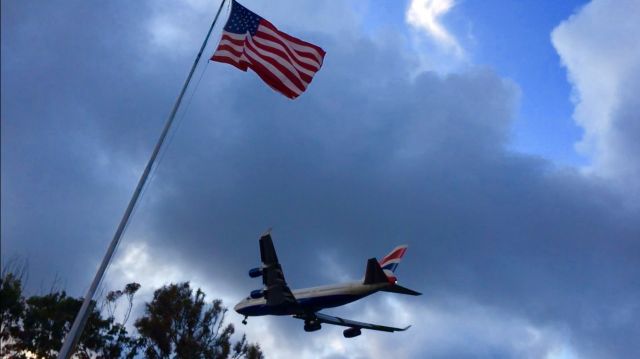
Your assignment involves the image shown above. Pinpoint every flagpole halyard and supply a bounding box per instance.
[57,1,227,357]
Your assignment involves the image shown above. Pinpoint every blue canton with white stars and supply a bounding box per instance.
[224,1,263,36]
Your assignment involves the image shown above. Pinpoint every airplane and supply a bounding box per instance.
[234,231,421,338]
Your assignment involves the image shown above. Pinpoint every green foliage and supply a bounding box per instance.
[135,282,263,359]
[1,272,26,354]
[3,290,138,359]
[1,271,262,359]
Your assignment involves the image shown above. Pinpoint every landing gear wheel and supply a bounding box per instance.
[303,319,321,332]
[242,316,248,325]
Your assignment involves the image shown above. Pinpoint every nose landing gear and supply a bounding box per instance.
[242,316,248,325]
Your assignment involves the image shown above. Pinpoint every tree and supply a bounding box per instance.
[135,282,263,359]
[0,265,140,359]
[105,282,142,325]
[3,289,139,359]
[1,269,264,359]
[1,271,26,356]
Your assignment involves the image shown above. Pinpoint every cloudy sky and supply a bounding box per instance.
[2,0,639,358]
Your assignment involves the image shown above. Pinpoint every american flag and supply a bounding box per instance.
[210,0,326,99]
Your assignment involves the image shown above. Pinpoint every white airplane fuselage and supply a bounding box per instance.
[236,235,420,336]
[234,281,389,317]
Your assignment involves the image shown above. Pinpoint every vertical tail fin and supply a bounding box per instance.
[362,245,422,296]
[378,244,408,283]
[363,258,388,285]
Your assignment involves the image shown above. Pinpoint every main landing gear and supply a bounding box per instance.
[242,316,248,325]
[303,318,321,332]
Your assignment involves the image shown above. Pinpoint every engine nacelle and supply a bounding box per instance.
[343,327,362,338]
[250,289,265,299]
[248,267,263,278]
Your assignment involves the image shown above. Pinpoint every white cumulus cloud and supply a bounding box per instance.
[552,0,640,200]
[406,0,463,57]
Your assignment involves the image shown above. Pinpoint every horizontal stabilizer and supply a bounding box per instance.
[380,284,422,296]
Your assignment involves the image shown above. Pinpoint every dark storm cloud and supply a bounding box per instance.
[146,42,639,356]
[2,1,639,358]
[1,0,201,291]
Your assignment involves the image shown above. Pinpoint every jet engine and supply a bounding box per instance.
[248,267,263,278]
[343,327,362,338]
[250,289,265,299]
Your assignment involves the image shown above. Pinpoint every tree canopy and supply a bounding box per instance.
[135,282,263,359]
[1,269,263,359]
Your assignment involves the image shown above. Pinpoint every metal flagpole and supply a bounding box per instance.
[58,1,227,357]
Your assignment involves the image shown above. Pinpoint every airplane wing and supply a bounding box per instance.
[259,231,298,307]
[312,312,411,332]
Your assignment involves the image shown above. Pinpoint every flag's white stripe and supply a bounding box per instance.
[216,38,245,54]
[257,26,323,67]
[244,45,303,96]
[219,31,316,74]
[212,49,242,62]
[257,28,322,70]
[254,32,320,71]
[248,38,308,89]
[247,36,309,88]
[287,40,324,66]
[252,37,316,78]
[212,50,250,67]
[269,29,324,65]
[222,32,248,42]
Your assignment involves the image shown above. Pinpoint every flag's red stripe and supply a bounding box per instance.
[211,43,249,71]
[256,27,322,68]
[277,30,325,64]
[256,23,323,66]
[216,31,316,87]
[248,59,298,98]
[219,33,245,47]
[245,38,305,93]
[253,31,319,73]
[247,42,306,92]
[217,44,298,98]
[249,37,313,85]
[244,38,302,96]
[213,44,244,59]
[211,54,248,71]
[215,32,307,96]
[252,37,316,81]
[259,20,325,62]
[253,31,319,72]
[210,16,324,99]
[249,46,311,89]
